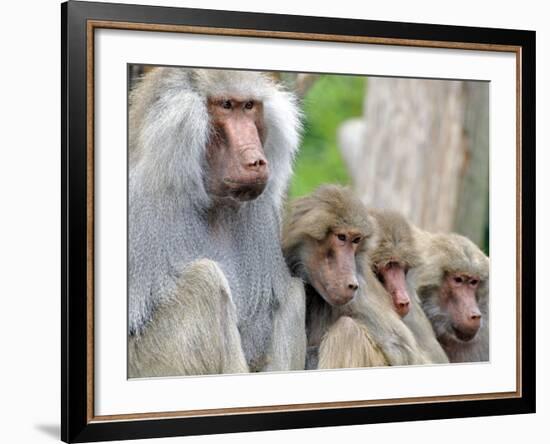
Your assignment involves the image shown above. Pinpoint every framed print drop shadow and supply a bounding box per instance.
[62,1,535,442]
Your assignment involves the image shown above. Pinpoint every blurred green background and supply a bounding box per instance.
[288,75,364,199]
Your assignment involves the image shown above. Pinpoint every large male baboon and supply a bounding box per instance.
[128,68,306,377]
[282,185,427,370]
[410,230,490,362]
[368,210,449,364]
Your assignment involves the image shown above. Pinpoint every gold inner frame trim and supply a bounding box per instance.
[86,19,523,423]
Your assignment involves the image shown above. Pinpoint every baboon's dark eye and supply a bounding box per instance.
[222,100,232,109]
[470,279,479,286]
[244,101,254,110]
[454,276,463,284]
[352,237,361,244]
[337,234,346,242]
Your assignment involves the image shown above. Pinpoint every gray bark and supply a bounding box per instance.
[339,78,489,246]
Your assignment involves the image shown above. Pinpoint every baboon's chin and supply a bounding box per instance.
[451,326,478,343]
[208,182,267,204]
[220,178,268,202]
[331,298,355,307]
[311,279,356,307]
[321,292,355,307]
[229,183,267,201]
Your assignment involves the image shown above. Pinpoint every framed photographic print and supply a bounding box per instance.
[61,0,535,442]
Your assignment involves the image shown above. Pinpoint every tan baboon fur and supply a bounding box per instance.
[368,210,449,364]
[367,209,420,271]
[411,228,490,362]
[283,185,429,370]
[128,260,248,377]
[319,316,387,368]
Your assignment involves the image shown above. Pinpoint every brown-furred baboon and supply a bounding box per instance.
[282,185,428,370]
[128,67,306,377]
[368,209,418,318]
[411,230,490,363]
[368,209,449,364]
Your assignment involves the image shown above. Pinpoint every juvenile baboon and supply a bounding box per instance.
[368,210,449,364]
[283,185,428,370]
[128,67,306,377]
[411,230,490,362]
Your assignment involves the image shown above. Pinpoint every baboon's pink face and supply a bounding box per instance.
[206,97,269,202]
[441,272,482,342]
[376,261,411,317]
[306,230,363,306]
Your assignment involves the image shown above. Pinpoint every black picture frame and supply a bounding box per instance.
[61,1,536,442]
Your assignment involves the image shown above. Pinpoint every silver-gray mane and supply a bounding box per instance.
[128,67,302,368]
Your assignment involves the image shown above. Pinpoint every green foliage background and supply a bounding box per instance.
[288,75,365,199]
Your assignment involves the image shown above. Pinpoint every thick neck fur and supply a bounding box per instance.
[129,185,293,370]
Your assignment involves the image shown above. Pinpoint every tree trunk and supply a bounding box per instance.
[339,78,489,247]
